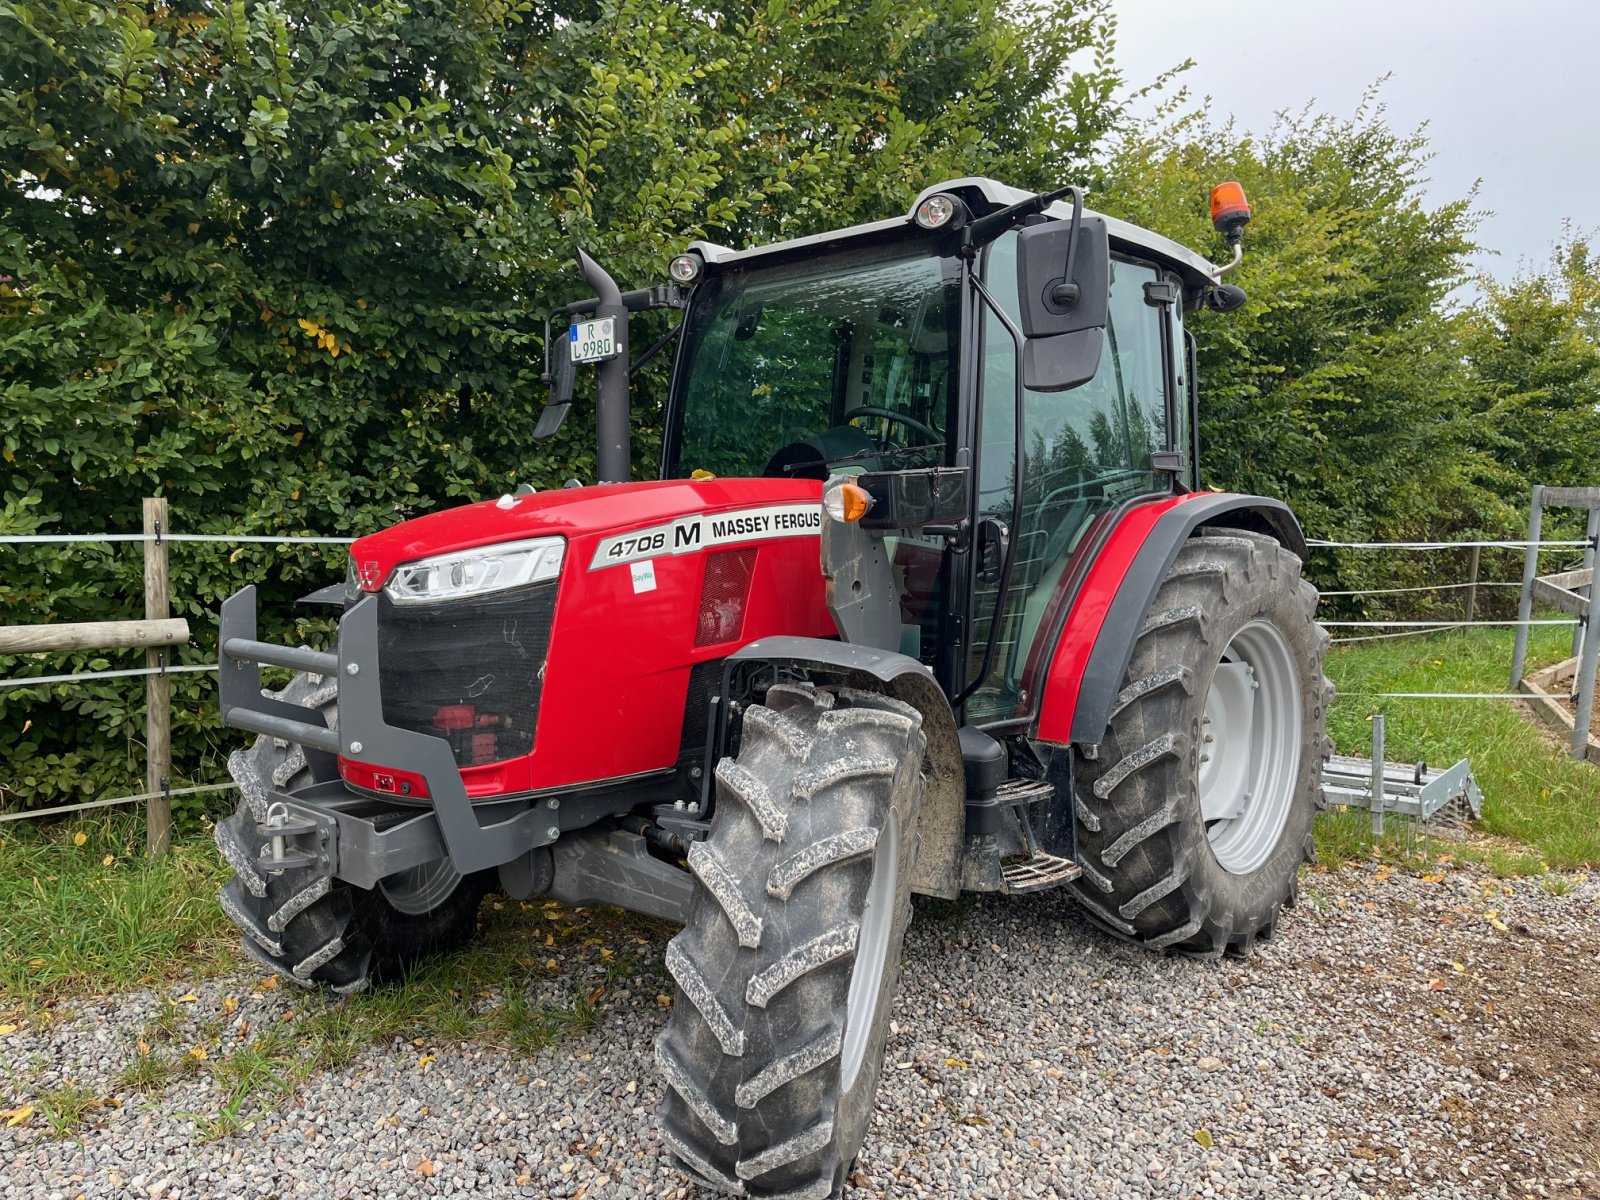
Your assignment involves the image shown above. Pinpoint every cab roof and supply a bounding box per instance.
[689,176,1222,302]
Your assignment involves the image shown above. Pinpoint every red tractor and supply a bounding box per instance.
[215,178,1329,1199]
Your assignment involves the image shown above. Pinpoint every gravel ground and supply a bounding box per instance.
[4,860,1598,1200]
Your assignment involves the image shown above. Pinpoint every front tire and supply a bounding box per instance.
[656,683,925,1198]
[1067,530,1332,956]
[215,671,490,992]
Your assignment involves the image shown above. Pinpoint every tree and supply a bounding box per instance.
[1096,101,1496,602]
[1463,233,1600,508]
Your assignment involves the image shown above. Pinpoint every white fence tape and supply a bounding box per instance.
[1309,539,1589,550]
[0,664,218,690]
[0,534,353,545]
[0,782,238,824]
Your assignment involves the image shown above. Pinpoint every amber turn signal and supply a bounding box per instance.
[1210,181,1252,234]
[822,480,874,523]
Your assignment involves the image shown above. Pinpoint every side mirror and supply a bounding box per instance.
[1015,215,1110,393]
[534,331,576,439]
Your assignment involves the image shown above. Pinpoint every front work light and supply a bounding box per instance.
[668,253,703,284]
[913,193,962,230]
[384,537,565,605]
[822,480,874,524]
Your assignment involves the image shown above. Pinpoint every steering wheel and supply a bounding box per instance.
[841,405,941,445]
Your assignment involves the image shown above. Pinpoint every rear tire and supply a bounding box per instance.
[215,671,490,992]
[1067,530,1333,956]
[656,683,924,1198]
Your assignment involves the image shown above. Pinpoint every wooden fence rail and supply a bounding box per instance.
[0,619,189,655]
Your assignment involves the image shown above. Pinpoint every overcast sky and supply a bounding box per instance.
[1108,0,1599,283]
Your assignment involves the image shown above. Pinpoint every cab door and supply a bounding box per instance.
[964,233,1177,727]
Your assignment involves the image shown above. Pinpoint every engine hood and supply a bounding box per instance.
[350,477,824,588]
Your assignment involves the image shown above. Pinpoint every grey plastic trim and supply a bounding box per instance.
[296,583,346,607]
[218,587,339,733]
[1064,494,1306,746]
[266,783,452,890]
[217,586,554,877]
[727,636,938,689]
[222,637,338,678]
[335,596,556,874]
[547,829,695,925]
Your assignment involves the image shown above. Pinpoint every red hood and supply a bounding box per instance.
[350,477,824,585]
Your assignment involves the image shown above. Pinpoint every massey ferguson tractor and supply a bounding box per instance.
[214,177,1330,1199]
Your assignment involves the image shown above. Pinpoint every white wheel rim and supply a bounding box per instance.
[1199,619,1303,875]
[379,857,463,915]
[840,810,898,1093]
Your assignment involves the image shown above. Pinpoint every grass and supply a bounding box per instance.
[35,1082,101,1138]
[1318,623,1600,872]
[0,816,234,1004]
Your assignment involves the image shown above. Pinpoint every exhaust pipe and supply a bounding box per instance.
[577,248,631,484]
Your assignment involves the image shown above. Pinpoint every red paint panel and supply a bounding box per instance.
[507,517,833,792]
[1034,494,1198,744]
[341,479,833,798]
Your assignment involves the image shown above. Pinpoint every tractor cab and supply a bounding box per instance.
[649,178,1224,726]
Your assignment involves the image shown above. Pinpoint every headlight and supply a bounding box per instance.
[344,555,362,605]
[383,537,566,605]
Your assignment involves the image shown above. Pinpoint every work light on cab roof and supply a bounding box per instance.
[913,192,966,230]
[667,253,702,285]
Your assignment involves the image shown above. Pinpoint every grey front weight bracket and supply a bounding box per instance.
[336,595,555,875]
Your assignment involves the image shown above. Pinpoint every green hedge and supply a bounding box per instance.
[1,0,1127,816]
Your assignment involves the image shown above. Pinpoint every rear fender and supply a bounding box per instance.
[726,637,963,899]
[1034,494,1305,748]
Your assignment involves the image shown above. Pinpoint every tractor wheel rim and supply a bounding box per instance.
[1199,619,1303,875]
[840,809,899,1094]
[379,857,463,915]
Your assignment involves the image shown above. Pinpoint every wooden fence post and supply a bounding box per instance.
[1464,544,1481,624]
[144,497,172,857]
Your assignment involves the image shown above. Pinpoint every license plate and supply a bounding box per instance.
[569,318,616,363]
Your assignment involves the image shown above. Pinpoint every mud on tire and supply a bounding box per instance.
[1067,530,1334,957]
[215,671,489,992]
[655,682,925,1199]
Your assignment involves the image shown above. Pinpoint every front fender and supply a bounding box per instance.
[726,637,964,899]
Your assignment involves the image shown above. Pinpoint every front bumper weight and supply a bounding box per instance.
[219,584,556,876]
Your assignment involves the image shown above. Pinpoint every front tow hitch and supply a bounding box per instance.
[258,801,330,876]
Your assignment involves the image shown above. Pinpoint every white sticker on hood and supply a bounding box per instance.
[589,503,822,570]
[630,559,657,593]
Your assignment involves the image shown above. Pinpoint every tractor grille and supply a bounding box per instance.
[374,581,557,765]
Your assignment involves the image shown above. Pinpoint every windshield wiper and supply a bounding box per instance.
[782,442,945,475]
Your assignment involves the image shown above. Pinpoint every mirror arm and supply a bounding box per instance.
[629,322,682,378]
[963,184,1078,254]
[1051,187,1085,307]
[953,274,1028,712]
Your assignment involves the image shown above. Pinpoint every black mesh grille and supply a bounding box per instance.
[679,658,725,762]
[375,581,557,765]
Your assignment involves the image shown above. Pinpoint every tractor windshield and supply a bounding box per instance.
[667,242,962,480]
